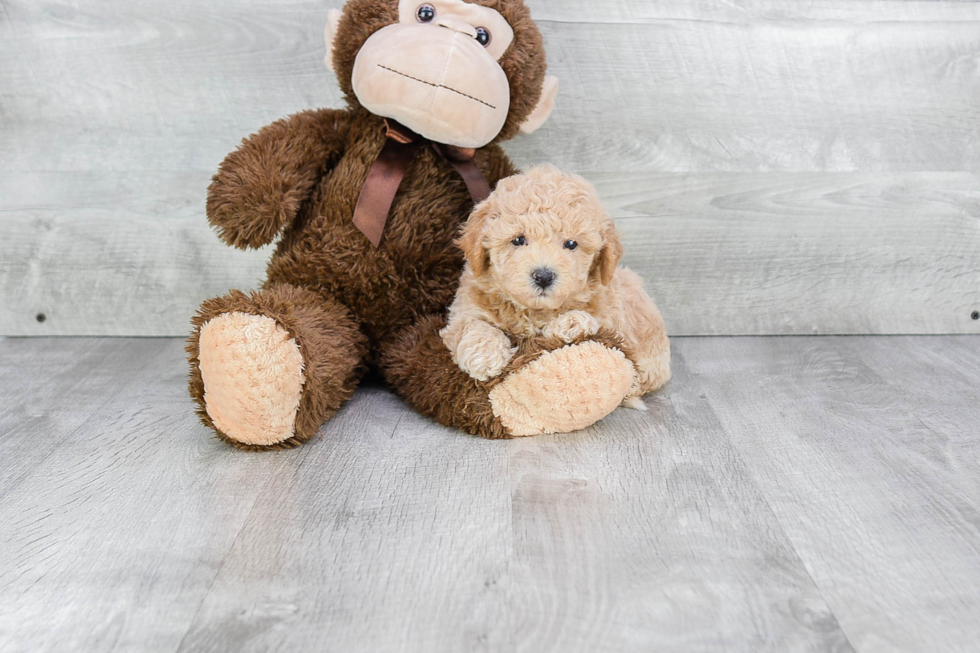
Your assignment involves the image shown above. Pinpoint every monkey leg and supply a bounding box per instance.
[187,284,367,450]
[381,315,637,438]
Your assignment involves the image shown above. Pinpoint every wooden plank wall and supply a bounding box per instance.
[1,0,978,336]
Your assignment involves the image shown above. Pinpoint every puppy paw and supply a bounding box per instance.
[455,323,518,382]
[543,310,600,343]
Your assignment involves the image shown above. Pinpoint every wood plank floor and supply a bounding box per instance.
[0,336,977,652]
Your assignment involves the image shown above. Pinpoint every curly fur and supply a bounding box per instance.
[442,165,671,404]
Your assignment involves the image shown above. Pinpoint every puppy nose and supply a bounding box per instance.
[532,268,557,289]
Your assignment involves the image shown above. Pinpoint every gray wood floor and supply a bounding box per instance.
[1,336,978,652]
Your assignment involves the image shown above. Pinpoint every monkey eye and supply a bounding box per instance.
[512,236,527,247]
[475,27,491,47]
[564,240,579,251]
[416,4,436,22]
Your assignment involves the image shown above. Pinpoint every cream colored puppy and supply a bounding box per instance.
[441,164,670,409]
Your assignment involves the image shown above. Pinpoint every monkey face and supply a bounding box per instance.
[327,0,558,146]
[351,0,515,148]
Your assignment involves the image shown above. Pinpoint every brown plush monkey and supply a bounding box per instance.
[187,0,640,449]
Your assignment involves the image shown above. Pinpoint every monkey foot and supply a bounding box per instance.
[198,312,305,447]
[489,341,636,437]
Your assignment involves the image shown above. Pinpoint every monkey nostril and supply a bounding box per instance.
[532,268,557,289]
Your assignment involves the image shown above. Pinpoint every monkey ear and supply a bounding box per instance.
[323,9,344,75]
[519,76,559,135]
[458,203,494,276]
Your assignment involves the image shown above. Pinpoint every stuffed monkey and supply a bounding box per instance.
[187,0,640,449]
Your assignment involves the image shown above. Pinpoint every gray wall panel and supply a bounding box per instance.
[2,0,978,335]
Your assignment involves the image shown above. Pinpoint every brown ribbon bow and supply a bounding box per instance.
[352,118,492,247]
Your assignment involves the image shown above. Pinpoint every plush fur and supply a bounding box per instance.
[383,316,635,438]
[442,165,671,405]
[188,0,642,448]
[188,285,368,450]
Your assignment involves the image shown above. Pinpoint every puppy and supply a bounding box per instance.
[441,164,670,409]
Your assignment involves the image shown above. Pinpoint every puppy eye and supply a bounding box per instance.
[564,240,579,251]
[416,4,436,22]
[475,27,491,47]
[511,236,527,247]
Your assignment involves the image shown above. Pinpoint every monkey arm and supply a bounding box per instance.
[206,108,350,249]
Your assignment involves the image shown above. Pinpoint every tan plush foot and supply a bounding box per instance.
[488,342,636,437]
[198,312,305,447]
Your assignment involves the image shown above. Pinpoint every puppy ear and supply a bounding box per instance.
[458,202,493,276]
[593,218,624,285]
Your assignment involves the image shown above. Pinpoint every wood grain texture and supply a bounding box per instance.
[601,172,980,336]
[2,0,978,173]
[0,339,299,652]
[504,379,852,652]
[527,9,980,173]
[2,171,978,336]
[2,0,979,336]
[532,0,980,23]
[177,375,855,653]
[683,336,980,653]
[0,337,173,496]
[174,388,518,653]
[1,336,875,652]
[0,172,271,336]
